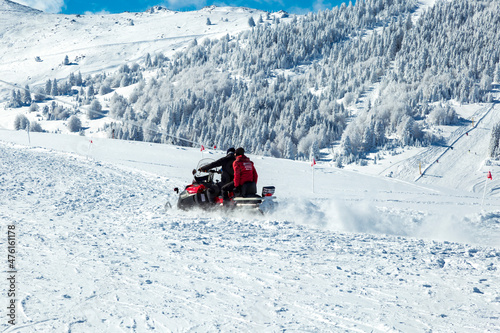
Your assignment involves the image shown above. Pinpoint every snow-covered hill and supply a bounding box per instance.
[0,0,276,99]
[1,130,499,332]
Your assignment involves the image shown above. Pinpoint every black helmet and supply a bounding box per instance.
[235,147,245,156]
[227,147,235,154]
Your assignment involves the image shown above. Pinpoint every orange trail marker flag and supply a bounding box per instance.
[482,171,493,209]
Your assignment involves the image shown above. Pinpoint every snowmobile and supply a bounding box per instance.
[170,158,277,214]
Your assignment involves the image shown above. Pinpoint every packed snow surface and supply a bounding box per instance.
[1,130,499,332]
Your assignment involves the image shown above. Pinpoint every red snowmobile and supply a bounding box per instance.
[171,158,276,214]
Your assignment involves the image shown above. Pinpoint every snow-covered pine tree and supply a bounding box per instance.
[248,17,256,27]
[494,63,500,83]
[13,114,29,130]
[488,122,500,159]
[45,79,52,95]
[76,72,83,86]
[51,79,59,96]
[87,85,95,99]
[21,85,31,106]
[8,90,21,108]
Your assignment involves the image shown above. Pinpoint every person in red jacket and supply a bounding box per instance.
[233,147,258,197]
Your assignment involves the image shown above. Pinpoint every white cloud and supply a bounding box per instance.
[84,10,111,15]
[14,0,65,13]
[313,0,333,12]
[285,0,333,15]
[162,0,207,10]
[287,6,310,15]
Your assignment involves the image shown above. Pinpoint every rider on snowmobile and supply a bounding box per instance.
[233,147,258,197]
[199,147,236,202]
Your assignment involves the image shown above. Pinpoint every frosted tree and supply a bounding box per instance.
[310,141,320,161]
[488,122,500,159]
[8,90,21,108]
[67,115,82,132]
[145,53,152,67]
[398,116,422,146]
[99,84,112,95]
[51,79,59,96]
[21,85,31,106]
[45,79,52,95]
[69,72,76,86]
[119,75,130,87]
[494,64,500,83]
[248,17,256,27]
[29,103,39,113]
[87,100,102,120]
[13,114,29,130]
[30,122,43,132]
[480,73,492,92]
[361,126,375,153]
[206,17,211,25]
[75,72,83,86]
[87,85,95,99]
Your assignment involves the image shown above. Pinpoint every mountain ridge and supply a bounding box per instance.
[0,0,42,14]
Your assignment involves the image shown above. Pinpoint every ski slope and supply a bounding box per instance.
[374,99,500,195]
[1,130,499,332]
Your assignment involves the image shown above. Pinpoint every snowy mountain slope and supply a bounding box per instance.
[0,1,276,99]
[1,131,499,332]
[0,0,40,13]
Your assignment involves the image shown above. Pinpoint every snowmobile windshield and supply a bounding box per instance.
[196,158,216,176]
[193,158,221,184]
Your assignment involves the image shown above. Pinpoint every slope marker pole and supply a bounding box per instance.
[87,138,93,159]
[26,122,31,145]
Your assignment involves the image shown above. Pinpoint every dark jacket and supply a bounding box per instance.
[202,152,235,185]
[233,155,258,187]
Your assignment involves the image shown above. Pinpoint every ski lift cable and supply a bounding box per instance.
[0,79,202,147]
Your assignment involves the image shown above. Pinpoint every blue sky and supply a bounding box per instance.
[16,0,352,15]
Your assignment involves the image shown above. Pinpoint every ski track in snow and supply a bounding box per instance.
[1,141,500,332]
